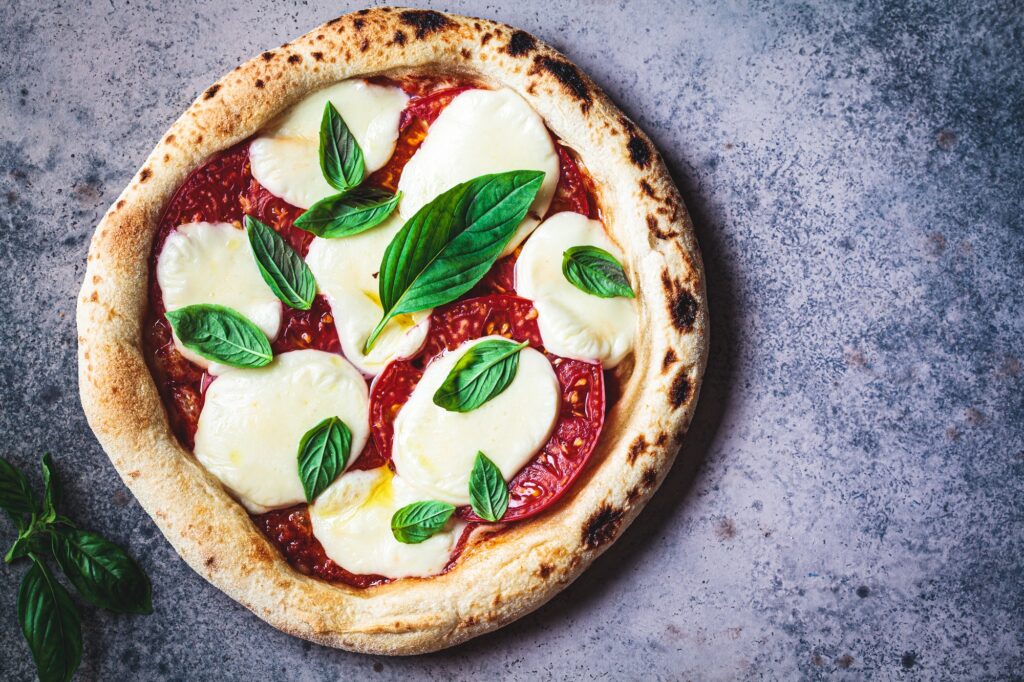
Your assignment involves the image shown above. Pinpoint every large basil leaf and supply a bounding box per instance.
[40,453,59,524]
[391,501,455,544]
[294,187,401,238]
[18,557,82,682]
[244,215,316,310]
[0,456,36,527]
[366,170,545,351]
[51,528,153,615]
[297,417,352,502]
[468,452,509,522]
[319,102,364,191]
[165,304,273,368]
[433,339,528,412]
[561,245,635,299]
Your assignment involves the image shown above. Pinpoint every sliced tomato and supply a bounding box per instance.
[370,295,605,522]
[548,143,594,218]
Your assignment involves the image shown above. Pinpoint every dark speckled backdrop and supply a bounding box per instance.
[1,0,1021,679]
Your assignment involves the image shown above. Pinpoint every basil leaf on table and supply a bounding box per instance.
[165,304,273,368]
[40,453,59,525]
[294,187,401,238]
[297,417,352,502]
[433,339,528,412]
[468,452,510,522]
[50,528,153,615]
[561,245,635,299]
[0,456,36,526]
[244,215,317,310]
[18,557,82,682]
[366,170,545,352]
[320,101,365,192]
[391,501,455,544]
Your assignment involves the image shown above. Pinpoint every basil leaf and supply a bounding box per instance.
[18,557,82,682]
[468,452,509,522]
[297,417,352,502]
[391,501,455,544]
[366,170,545,351]
[562,245,635,299]
[50,528,153,615]
[244,215,316,310]
[320,102,364,191]
[40,453,59,524]
[433,339,528,412]
[0,456,36,527]
[165,304,273,368]
[294,187,401,238]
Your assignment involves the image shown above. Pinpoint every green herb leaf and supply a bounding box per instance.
[320,102,365,191]
[50,528,153,615]
[165,304,273,368]
[5,528,47,564]
[244,215,316,310]
[40,453,59,525]
[294,187,401,238]
[366,170,545,352]
[0,456,36,528]
[468,452,509,522]
[561,245,635,299]
[18,556,82,682]
[433,339,528,412]
[297,417,352,502]
[391,501,455,544]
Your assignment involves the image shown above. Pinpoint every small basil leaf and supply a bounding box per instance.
[562,245,635,299]
[244,215,317,310]
[0,456,36,527]
[391,501,455,544]
[165,304,273,368]
[18,557,82,682]
[40,453,59,524]
[433,339,528,412]
[297,417,352,502]
[320,102,365,191]
[294,187,401,238]
[366,170,545,351]
[50,528,153,615]
[468,452,509,522]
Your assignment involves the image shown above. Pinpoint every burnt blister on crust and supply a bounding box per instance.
[670,368,691,409]
[627,435,649,465]
[582,505,625,549]
[532,55,591,111]
[506,30,537,56]
[203,83,221,100]
[399,10,452,39]
[661,269,699,332]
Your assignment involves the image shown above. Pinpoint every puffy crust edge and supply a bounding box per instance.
[75,7,708,655]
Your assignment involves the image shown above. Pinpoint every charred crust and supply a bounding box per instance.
[164,134,175,144]
[628,135,652,168]
[287,54,302,64]
[535,563,554,579]
[670,368,691,409]
[627,434,649,465]
[325,16,342,26]
[356,8,370,15]
[647,214,674,240]
[460,48,471,59]
[399,10,452,39]
[115,199,126,210]
[507,30,537,57]
[254,78,265,89]
[202,83,221,100]
[656,432,669,446]
[360,39,370,52]
[353,18,366,30]
[138,168,152,183]
[311,51,324,61]
[392,30,406,46]
[662,269,698,332]
[642,465,658,489]
[640,179,658,198]
[481,32,493,45]
[204,556,216,568]
[662,348,678,371]
[582,505,625,549]
[260,51,275,61]
[533,55,591,111]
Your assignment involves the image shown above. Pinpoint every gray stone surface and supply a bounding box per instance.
[1,0,1021,679]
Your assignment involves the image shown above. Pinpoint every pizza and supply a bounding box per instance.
[76,8,707,654]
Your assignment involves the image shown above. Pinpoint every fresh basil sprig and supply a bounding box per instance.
[366,170,545,352]
[165,303,273,368]
[433,339,528,412]
[294,187,401,238]
[391,501,455,544]
[245,215,316,310]
[1,454,153,682]
[562,245,635,299]
[320,101,365,191]
[297,417,352,502]
[468,452,510,522]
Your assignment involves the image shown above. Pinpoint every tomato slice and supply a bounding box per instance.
[370,295,605,522]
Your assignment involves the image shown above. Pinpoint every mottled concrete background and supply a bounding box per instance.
[1,0,1021,679]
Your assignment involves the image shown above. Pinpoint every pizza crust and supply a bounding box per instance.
[76,7,708,654]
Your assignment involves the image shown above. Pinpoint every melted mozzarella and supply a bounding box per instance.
[396,88,559,255]
[391,336,560,506]
[249,80,409,209]
[304,213,430,375]
[515,212,636,367]
[156,221,281,372]
[194,350,370,513]
[310,467,465,579]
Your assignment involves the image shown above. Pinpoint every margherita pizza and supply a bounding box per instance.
[77,8,707,654]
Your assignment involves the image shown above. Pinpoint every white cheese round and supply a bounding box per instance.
[249,79,409,209]
[194,350,370,513]
[304,213,430,376]
[391,336,560,506]
[156,221,282,372]
[310,466,465,579]
[396,88,559,256]
[515,212,636,367]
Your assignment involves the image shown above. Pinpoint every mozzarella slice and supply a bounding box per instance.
[310,467,465,579]
[249,80,409,209]
[396,88,559,256]
[515,212,636,367]
[391,336,560,506]
[156,221,282,372]
[304,214,430,375]
[194,350,370,513]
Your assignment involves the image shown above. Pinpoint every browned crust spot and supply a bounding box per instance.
[662,348,678,371]
[481,31,493,45]
[533,55,591,111]
[582,505,625,549]
[627,435,649,465]
[138,168,152,183]
[202,83,221,100]
[115,199,126,210]
[204,556,216,568]
[642,465,658,490]
[661,269,698,332]
[627,135,652,168]
[506,30,536,57]
[254,79,265,89]
[360,39,370,52]
[670,368,691,409]
[646,213,675,240]
[311,51,325,61]
[399,9,452,39]
[261,51,275,61]
[460,48,471,59]
[353,18,366,30]
[287,54,302,64]
[535,563,554,579]
[639,179,658,198]
[391,31,406,46]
